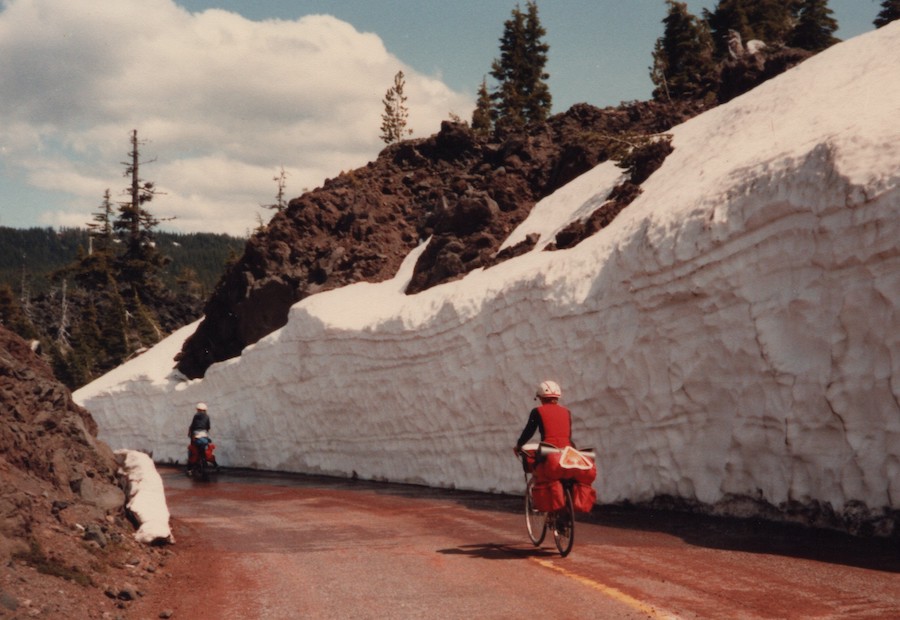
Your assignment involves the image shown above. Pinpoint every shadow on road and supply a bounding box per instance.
[158,466,900,573]
[436,543,557,560]
[583,504,900,574]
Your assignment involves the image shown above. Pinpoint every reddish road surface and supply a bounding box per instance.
[132,468,900,619]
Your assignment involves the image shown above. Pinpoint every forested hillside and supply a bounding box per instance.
[0,225,245,389]
[0,226,245,296]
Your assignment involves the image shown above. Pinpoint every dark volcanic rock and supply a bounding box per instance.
[0,327,118,490]
[548,134,675,251]
[176,102,708,379]
[719,46,812,104]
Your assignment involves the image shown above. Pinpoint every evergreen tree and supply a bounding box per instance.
[471,77,494,137]
[651,1,717,101]
[176,266,204,300]
[264,166,289,212]
[55,279,71,349]
[490,1,552,131]
[875,0,900,28]
[67,244,114,291]
[63,190,118,291]
[380,70,412,144]
[129,291,161,347]
[0,283,37,339]
[88,189,116,256]
[98,277,129,363]
[521,1,552,124]
[492,5,527,130]
[705,0,800,58]
[70,299,102,380]
[113,129,169,301]
[788,0,840,52]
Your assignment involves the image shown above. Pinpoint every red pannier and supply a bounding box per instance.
[535,446,597,485]
[188,441,216,464]
[572,482,597,513]
[519,450,538,474]
[567,459,597,485]
[531,480,565,512]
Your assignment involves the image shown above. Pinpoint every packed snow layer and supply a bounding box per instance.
[117,450,173,544]
[77,24,900,521]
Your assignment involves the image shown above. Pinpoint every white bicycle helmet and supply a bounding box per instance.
[196,402,208,412]
[536,380,561,399]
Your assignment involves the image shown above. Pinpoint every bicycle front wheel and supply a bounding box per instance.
[553,485,575,557]
[525,478,547,546]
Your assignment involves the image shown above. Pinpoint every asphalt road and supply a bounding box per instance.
[130,467,900,619]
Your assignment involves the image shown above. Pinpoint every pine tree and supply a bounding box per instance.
[521,1,552,124]
[56,279,71,349]
[491,6,526,130]
[70,300,102,381]
[88,189,116,256]
[651,1,717,101]
[176,266,204,299]
[788,0,840,52]
[705,0,800,59]
[0,283,37,340]
[264,166,288,212]
[113,129,169,300]
[129,291,161,347]
[490,1,552,131]
[380,71,412,144]
[471,77,494,136]
[64,189,118,291]
[99,277,129,363]
[875,0,900,28]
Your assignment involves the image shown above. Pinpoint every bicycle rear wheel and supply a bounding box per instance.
[553,486,575,557]
[525,478,547,546]
[197,451,208,481]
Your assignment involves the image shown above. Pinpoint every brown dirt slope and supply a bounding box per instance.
[0,325,166,618]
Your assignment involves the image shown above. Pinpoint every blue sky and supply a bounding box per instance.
[176,0,878,112]
[0,0,882,235]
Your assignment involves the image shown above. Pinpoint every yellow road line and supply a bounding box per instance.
[531,557,681,620]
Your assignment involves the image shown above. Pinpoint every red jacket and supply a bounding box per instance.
[537,403,572,448]
[516,403,573,448]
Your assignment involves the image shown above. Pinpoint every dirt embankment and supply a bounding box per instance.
[0,325,167,617]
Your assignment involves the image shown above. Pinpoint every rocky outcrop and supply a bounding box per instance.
[177,101,705,379]
[719,46,812,104]
[0,325,167,615]
[0,327,124,502]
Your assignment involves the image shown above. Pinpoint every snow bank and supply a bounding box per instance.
[117,450,174,544]
[77,24,900,531]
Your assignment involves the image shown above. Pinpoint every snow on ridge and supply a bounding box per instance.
[499,159,626,252]
[77,23,900,529]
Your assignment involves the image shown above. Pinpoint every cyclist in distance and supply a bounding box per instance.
[515,380,575,451]
[188,402,211,438]
[187,402,217,470]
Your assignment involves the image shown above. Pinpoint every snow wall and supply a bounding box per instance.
[77,24,900,532]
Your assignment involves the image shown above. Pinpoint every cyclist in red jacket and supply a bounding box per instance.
[515,380,574,450]
[187,402,217,471]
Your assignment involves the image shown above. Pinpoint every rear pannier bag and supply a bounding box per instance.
[572,482,597,513]
[531,480,565,512]
[536,446,598,484]
[568,459,597,484]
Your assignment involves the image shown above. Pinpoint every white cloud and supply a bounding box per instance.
[0,0,472,235]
